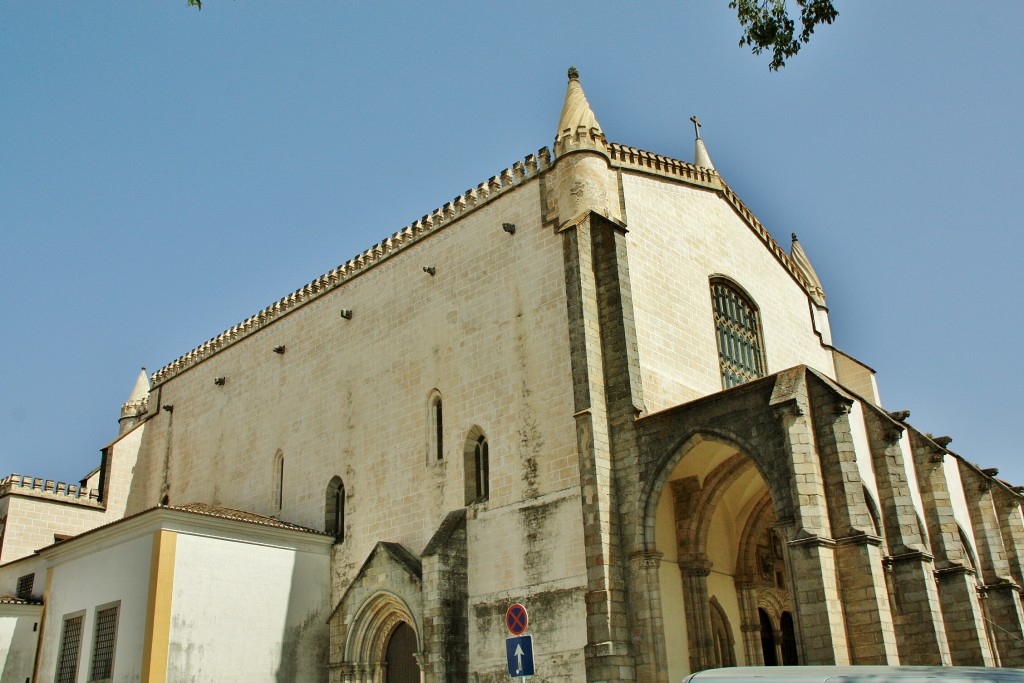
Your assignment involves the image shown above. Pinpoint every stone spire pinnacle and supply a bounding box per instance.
[119,367,151,434]
[554,67,607,158]
[790,233,826,305]
[126,367,150,404]
[691,115,715,170]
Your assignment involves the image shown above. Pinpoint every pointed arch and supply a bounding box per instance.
[463,426,489,505]
[427,389,444,463]
[641,428,794,554]
[709,596,737,667]
[271,449,284,514]
[326,476,345,542]
[344,591,421,671]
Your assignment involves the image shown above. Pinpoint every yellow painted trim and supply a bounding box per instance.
[30,566,54,683]
[141,529,176,683]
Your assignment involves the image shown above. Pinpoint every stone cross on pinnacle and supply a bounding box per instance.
[690,115,702,140]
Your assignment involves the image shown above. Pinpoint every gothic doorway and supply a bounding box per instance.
[780,611,798,665]
[385,622,418,683]
[759,609,777,666]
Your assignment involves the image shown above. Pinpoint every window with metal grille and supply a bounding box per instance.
[16,573,34,599]
[710,279,766,388]
[89,603,119,682]
[56,613,84,683]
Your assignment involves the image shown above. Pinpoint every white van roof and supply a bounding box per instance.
[682,666,1024,683]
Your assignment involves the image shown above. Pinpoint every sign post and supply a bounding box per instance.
[504,603,534,680]
[505,634,535,678]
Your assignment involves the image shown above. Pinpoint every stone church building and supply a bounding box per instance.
[1,70,1023,683]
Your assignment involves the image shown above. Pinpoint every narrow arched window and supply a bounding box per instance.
[428,391,444,462]
[272,451,284,513]
[326,476,345,542]
[464,428,489,505]
[710,279,766,388]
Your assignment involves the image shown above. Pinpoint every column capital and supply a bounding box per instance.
[678,558,712,577]
[630,549,663,569]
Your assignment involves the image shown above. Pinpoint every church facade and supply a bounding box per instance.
[1,70,1023,683]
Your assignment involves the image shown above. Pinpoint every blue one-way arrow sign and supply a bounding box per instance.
[505,635,535,677]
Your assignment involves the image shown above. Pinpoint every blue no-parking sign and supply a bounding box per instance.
[505,635,535,677]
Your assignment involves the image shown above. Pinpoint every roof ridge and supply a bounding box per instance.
[150,147,552,387]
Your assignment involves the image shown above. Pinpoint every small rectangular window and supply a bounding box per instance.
[56,612,85,683]
[89,602,120,682]
[16,573,34,600]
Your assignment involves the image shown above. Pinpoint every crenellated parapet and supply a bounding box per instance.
[608,143,720,188]
[120,395,149,421]
[0,473,101,503]
[150,148,552,387]
[555,124,608,158]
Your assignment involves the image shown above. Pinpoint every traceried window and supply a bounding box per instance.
[89,602,120,682]
[326,477,345,542]
[56,612,85,683]
[710,279,766,388]
[464,428,489,505]
[474,436,489,501]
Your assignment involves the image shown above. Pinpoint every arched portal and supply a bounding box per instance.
[342,591,422,683]
[651,435,796,681]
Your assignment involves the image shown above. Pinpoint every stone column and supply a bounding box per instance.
[735,579,763,665]
[628,550,668,682]
[958,462,1024,667]
[809,390,898,664]
[679,559,714,672]
[862,410,949,664]
[909,433,994,666]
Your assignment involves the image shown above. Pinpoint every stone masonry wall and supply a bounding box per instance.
[124,171,589,671]
[619,173,835,414]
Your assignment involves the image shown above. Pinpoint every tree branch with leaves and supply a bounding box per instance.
[730,0,838,70]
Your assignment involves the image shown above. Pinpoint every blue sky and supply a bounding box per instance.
[2,2,1022,486]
